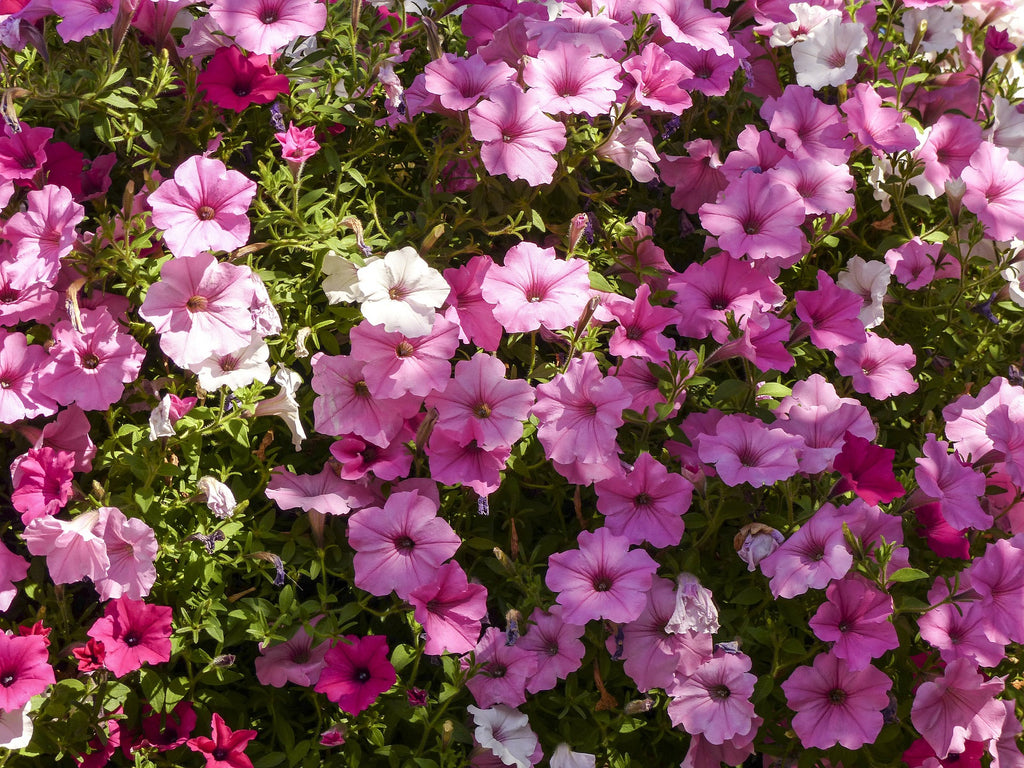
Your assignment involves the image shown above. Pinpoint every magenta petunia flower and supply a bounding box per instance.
[545,527,658,625]
[793,271,867,352]
[468,85,567,186]
[408,562,488,656]
[667,652,758,745]
[265,464,377,517]
[52,0,117,42]
[759,503,853,599]
[760,84,853,164]
[0,331,57,424]
[147,155,257,259]
[10,446,75,524]
[197,45,290,113]
[86,597,173,677]
[833,432,905,506]
[834,332,918,400]
[480,242,591,334]
[918,599,1006,669]
[347,490,461,599]
[699,172,807,262]
[911,114,981,197]
[330,433,412,482]
[910,657,1005,759]
[315,635,396,715]
[0,634,54,713]
[517,605,586,694]
[255,618,330,688]
[138,700,197,752]
[964,537,1024,645]
[187,712,258,768]
[426,353,535,451]
[660,139,729,214]
[464,627,539,708]
[423,53,516,112]
[349,317,459,399]
[807,576,898,670]
[139,251,257,368]
[884,238,945,290]
[442,256,503,351]
[914,434,991,530]
[0,123,52,181]
[914,503,970,560]
[782,652,892,749]
[37,307,146,411]
[770,155,856,217]
[274,122,320,167]
[209,0,326,55]
[841,83,918,155]
[594,452,692,547]
[425,432,511,495]
[522,44,621,117]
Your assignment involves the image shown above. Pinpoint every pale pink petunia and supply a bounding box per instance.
[209,0,326,55]
[769,155,855,215]
[964,536,1024,644]
[0,541,28,612]
[884,238,946,290]
[910,657,1005,759]
[698,172,807,262]
[517,606,586,694]
[759,503,853,599]
[426,353,535,451]
[255,617,330,688]
[93,507,159,601]
[469,85,567,186]
[480,242,591,334]
[961,142,1024,242]
[442,257,503,351]
[544,527,658,625]
[425,430,512,495]
[943,376,1023,462]
[347,490,461,600]
[841,83,918,155]
[594,453,692,547]
[265,464,378,516]
[760,85,852,164]
[408,562,488,656]
[782,652,892,749]
[807,576,898,670]
[532,353,631,469]
[37,307,146,411]
[596,118,660,183]
[0,331,57,423]
[423,53,516,112]
[349,317,459,399]
[23,510,109,586]
[468,704,540,768]
[918,599,1006,668]
[646,0,733,55]
[667,652,758,745]
[138,251,257,368]
[834,333,918,400]
[914,434,991,530]
[310,353,422,447]
[912,115,982,198]
[147,155,256,259]
[621,43,693,114]
[696,414,803,488]
[522,44,620,117]
[4,185,84,287]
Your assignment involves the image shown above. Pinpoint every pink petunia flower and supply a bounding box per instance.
[315,635,396,715]
[833,432,906,506]
[442,256,503,351]
[667,652,758,745]
[408,562,488,656]
[834,332,918,400]
[93,507,159,601]
[255,618,330,688]
[0,331,57,423]
[209,0,326,55]
[545,527,658,625]
[517,606,586,694]
[423,53,516,112]
[23,510,109,586]
[964,536,1024,645]
[918,598,1006,669]
[0,542,28,612]
[187,712,258,768]
[86,597,173,677]
[52,0,118,42]
[464,627,539,708]
[961,141,1024,242]
[274,123,321,168]
[139,251,257,368]
[759,502,853,599]
[793,271,867,352]
[265,464,377,517]
[347,490,461,599]
[4,185,84,287]
[621,43,693,114]
[522,44,620,117]
[910,657,1005,759]
[808,576,898,670]
[480,242,591,334]
[594,453,692,547]
[10,446,75,524]
[147,155,256,259]
[841,83,918,154]
[196,46,290,113]
[607,283,677,363]
[696,414,804,488]
[138,700,197,752]
[943,376,1022,463]
[659,139,729,214]
[468,85,567,186]
[37,307,146,411]
[0,123,52,181]
[0,634,54,713]
[914,434,991,530]
[782,652,892,749]
[349,317,459,399]
[884,238,945,290]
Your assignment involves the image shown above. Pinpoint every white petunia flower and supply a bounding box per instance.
[198,476,237,519]
[0,702,33,750]
[770,3,839,48]
[468,705,539,768]
[988,97,1024,165]
[666,572,720,635]
[838,256,891,329]
[190,333,271,392]
[355,246,450,338]
[792,16,868,90]
[322,250,372,305]
[254,367,307,450]
[903,6,963,54]
[550,744,596,768]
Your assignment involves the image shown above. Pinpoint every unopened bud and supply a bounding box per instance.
[624,697,654,715]
[568,213,590,253]
[945,178,966,226]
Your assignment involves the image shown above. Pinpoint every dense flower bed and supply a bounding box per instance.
[1,0,1024,765]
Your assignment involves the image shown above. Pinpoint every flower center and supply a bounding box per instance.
[0,672,14,687]
[124,632,141,647]
[186,295,208,312]
[0,285,19,303]
[82,353,101,370]
[473,403,492,419]
[196,205,216,221]
[634,492,651,507]
[395,341,415,358]
[593,577,612,592]
[828,688,847,704]
[395,535,415,552]
[234,85,251,97]
[354,380,371,397]
[260,9,278,24]
[213,748,229,760]
[355,668,370,683]
[710,684,731,700]
[488,664,507,678]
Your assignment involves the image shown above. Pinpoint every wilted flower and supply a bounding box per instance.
[197,477,237,519]
[666,572,720,635]
[734,523,785,572]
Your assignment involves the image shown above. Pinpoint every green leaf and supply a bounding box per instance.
[889,567,929,583]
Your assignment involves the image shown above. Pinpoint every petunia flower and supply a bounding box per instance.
[86,597,173,677]
[791,17,868,90]
[315,635,396,715]
[696,414,804,488]
[667,652,758,745]
[833,432,905,506]
[0,634,54,713]
[147,155,257,259]
[93,507,159,601]
[354,246,451,338]
[138,701,197,752]
[834,333,918,400]
[807,576,898,670]
[265,464,377,517]
[4,185,84,286]
[464,627,539,708]
[349,317,459,399]
[23,510,109,586]
[759,502,853,599]
[196,45,290,113]
[209,0,326,55]
[408,562,488,656]
[517,606,586,694]
[10,446,75,524]
[467,705,539,768]
[255,617,330,688]
[961,142,1024,242]
[595,453,692,548]
[522,44,620,117]
[186,712,258,768]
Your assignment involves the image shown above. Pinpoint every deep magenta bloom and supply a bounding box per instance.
[139,701,197,751]
[86,598,173,677]
[807,577,898,670]
[833,432,905,506]
[0,123,52,181]
[187,712,258,768]
[147,155,257,259]
[545,527,658,625]
[0,634,54,712]
[197,46,290,113]
[209,0,326,55]
[315,635,396,715]
[782,652,892,749]
[667,653,758,745]
[347,490,461,599]
[468,85,567,186]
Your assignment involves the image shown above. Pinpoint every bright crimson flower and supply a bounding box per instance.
[187,712,258,768]
[197,46,290,113]
[147,155,256,259]
[545,527,658,625]
[468,85,567,186]
[782,652,892,749]
[139,701,197,752]
[209,0,326,55]
[0,634,54,712]
[73,639,106,673]
[86,597,173,677]
[315,635,396,715]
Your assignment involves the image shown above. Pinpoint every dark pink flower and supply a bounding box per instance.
[0,123,52,181]
[914,434,990,530]
[794,271,867,352]
[782,652,892,749]
[11,446,75,524]
[545,527,658,625]
[187,712,258,768]
[442,256,503,351]
[621,43,693,114]
[274,123,320,167]
[914,503,969,560]
[315,635,396,715]
[0,634,54,712]
[833,432,905,506]
[86,597,173,677]
[139,701,197,751]
[73,638,106,673]
[696,414,803,488]
[197,46,290,112]
[607,283,677,363]
[841,83,917,155]
[255,618,330,687]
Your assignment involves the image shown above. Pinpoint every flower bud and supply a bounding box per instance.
[734,523,785,571]
[944,178,966,227]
